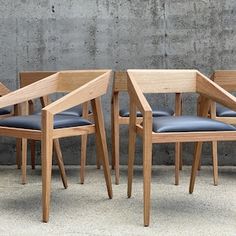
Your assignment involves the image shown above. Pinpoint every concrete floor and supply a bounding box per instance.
[0,165,235,236]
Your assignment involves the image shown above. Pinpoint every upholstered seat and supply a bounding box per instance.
[0,107,11,115]
[216,104,236,117]
[149,116,236,133]
[0,114,92,130]
[35,105,83,116]
[58,105,82,116]
[119,108,174,117]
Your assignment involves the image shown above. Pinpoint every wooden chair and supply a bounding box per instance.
[196,70,236,186]
[111,71,182,185]
[0,82,25,169]
[127,69,236,226]
[0,70,113,222]
[19,71,94,184]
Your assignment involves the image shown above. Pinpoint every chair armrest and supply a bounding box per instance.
[0,73,59,109]
[196,71,236,111]
[127,71,152,117]
[43,70,111,115]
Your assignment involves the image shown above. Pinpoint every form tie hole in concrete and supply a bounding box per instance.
[52,5,55,13]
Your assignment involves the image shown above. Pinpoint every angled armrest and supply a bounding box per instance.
[196,72,236,111]
[44,70,111,115]
[0,73,59,109]
[127,71,152,116]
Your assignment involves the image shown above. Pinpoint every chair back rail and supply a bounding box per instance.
[213,70,236,92]
[113,71,183,115]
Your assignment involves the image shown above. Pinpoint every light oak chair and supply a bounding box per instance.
[0,82,25,169]
[126,69,236,226]
[19,71,94,184]
[0,70,113,222]
[111,72,184,185]
[196,70,236,186]
[0,82,13,117]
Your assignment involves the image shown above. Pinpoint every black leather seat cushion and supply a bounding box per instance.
[119,108,174,117]
[35,105,83,116]
[0,107,11,115]
[35,105,92,117]
[59,105,82,116]
[0,114,92,130]
[216,104,236,117]
[149,116,236,133]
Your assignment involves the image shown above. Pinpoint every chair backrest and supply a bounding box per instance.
[0,82,10,96]
[127,69,197,93]
[57,70,110,93]
[113,71,128,92]
[112,71,184,116]
[212,70,236,92]
[19,71,56,88]
[18,70,110,115]
[19,71,57,110]
[210,70,236,120]
[127,69,236,117]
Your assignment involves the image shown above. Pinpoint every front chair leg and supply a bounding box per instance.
[53,139,68,189]
[143,117,152,227]
[111,92,119,184]
[189,142,202,194]
[21,138,27,184]
[211,141,218,186]
[127,102,137,198]
[42,111,53,223]
[91,98,112,199]
[80,134,88,184]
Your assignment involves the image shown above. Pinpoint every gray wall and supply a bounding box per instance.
[0,0,236,165]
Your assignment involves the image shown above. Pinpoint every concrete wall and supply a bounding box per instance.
[0,0,236,165]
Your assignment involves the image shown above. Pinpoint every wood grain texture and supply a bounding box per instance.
[128,69,197,93]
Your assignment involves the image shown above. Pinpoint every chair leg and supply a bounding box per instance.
[16,138,21,169]
[91,98,113,199]
[111,92,119,184]
[189,142,202,194]
[197,141,202,171]
[53,139,68,189]
[175,142,180,185]
[127,122,136,198]
[143,122,152,227]
[198,159,201,170]
[212,141,218,186]
[30,140,36,170]
[80,135,87,184]
[179,143,183,170]
[114,120,120,185]
[95,136,101,169]
[42,110,54,223]
[21,138,27,184]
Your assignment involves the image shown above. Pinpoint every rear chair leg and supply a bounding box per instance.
[95,136,101,169]
[30,140,36,169]
[92,98,113,199]
[189,142,202,194]
[53,139,68,189]
[16,138,21,169]
[175,142,181,185]
[21,138,27,184]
